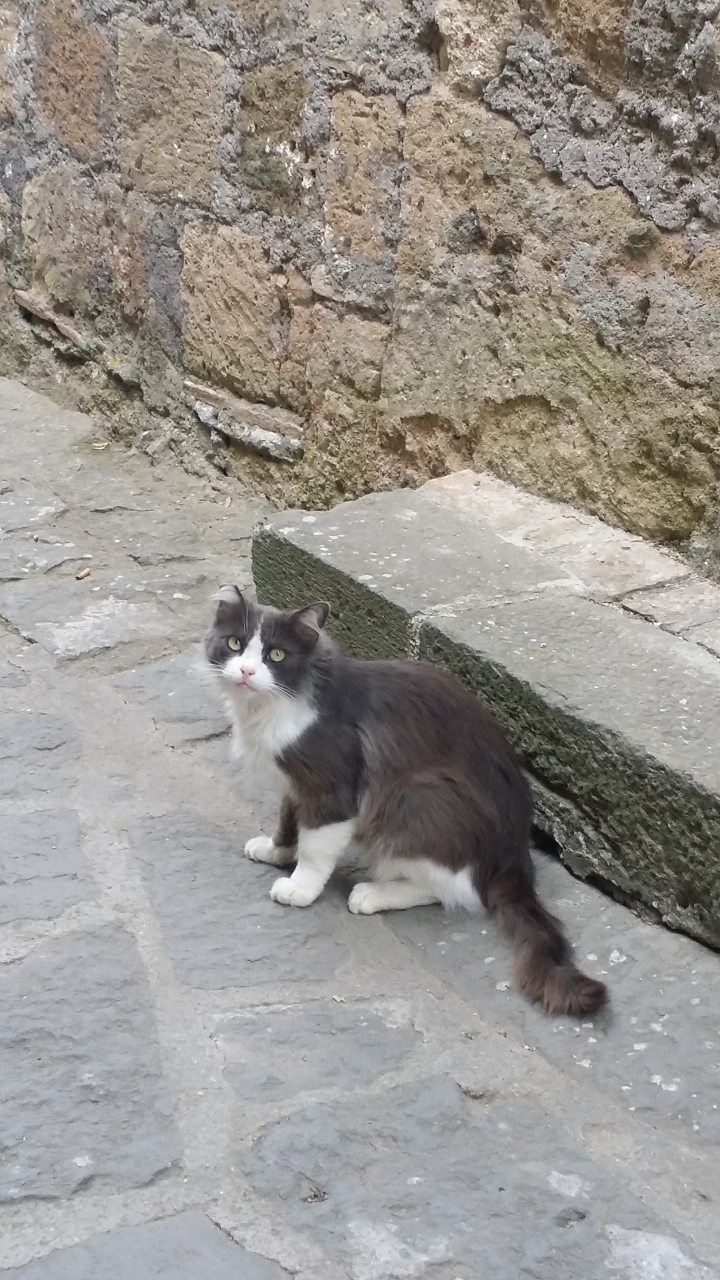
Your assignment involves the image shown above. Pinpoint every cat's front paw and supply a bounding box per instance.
[245,835,294,866]
[348,882,382,915]
[270,876,316,907]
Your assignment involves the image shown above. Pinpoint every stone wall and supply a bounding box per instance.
[1,0,720,567]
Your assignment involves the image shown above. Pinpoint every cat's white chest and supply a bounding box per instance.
[224,687,317,769]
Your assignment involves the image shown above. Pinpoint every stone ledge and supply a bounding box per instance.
[252,474,720,949]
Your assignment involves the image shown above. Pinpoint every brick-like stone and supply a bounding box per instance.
[0,714,80,799]
[244,1075,711,1278]
[551,0,634,95]
[35,0,110,160]
[0,927,178,1201]
[326,91,402,261]
[21,165,122,313]
[130,814,346,988]
[182,225,283,401]
[3,1214,287,1279]
[0,809,89,925]
[118,19,224,204]
[305,307,390,407]
[235,60,312,216]
[436,0,522,93]
[0,2,17,124]
[219,1000,418,1100]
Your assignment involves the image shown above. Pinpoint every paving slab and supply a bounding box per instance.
[0,809,89,924]
[0,926,179,1202]
[0,577,172,660]
[217,1000,419,1101]
[0,533,90,582]
[386,854,720,1145]
[2,1212,288,1279]
[243,1075,718,1280]
[0,484,67,534]
[0,714,80,799]
[130,814,347,989]
[113,651,229,747]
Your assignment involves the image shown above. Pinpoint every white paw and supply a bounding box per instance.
[270,877,316,907]
[245,835,276,862]
[348,882,382,915]
[245,836,294,866]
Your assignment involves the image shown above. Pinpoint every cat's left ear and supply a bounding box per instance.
[292,601,330,632]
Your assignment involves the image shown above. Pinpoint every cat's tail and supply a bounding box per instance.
[485,869,608,1017]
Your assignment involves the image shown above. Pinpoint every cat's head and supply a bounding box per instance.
[204,586,330,698]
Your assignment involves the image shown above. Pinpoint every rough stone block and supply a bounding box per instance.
[0,809,89,924]
[243,1075,712,1278]
[235,60,312,216]
[130,814,346,988]
[0,926,179,1201]
[436,0,522,93]
[621,577,720,633]
[0,714,80,799]
[113,651,229,747]
[118,19,224,204]
[253,489,576,658]
[218,1000,418,1100]
[422,471,689,599]
[326,91,402,261]
[305,308,390,406]
[181,225,283,401]
[420,594,720,944]
[21,165,126,313]
[0,2,17,124]
[35,0,110,160]
[3,1213,287,1279]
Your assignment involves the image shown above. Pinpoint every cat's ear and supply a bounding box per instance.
[212,584,246,610]
[292,601,330,632]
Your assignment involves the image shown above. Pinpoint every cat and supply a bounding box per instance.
[204,586,608,1017]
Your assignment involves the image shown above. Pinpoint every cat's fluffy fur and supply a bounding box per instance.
[205,587,607,1017]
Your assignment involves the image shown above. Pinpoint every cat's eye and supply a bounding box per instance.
[269,648,285,663]
[227,636,241,651]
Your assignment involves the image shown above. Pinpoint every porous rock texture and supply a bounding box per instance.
[2,0,720,569]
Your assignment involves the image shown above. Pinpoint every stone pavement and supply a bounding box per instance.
[1,377,720,1280]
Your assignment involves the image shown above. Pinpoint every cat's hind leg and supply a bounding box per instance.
[348,876,440,914]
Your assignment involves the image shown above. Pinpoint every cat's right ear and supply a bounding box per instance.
[212,585,245,610]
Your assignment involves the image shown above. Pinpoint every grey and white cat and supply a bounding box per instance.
[204,587,607,1016]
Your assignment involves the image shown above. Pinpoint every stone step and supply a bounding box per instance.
[252,472,720,950]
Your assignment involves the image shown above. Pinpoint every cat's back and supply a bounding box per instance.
[353,655,515,761]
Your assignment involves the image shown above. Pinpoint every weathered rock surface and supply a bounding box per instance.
[3,0,720,571]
